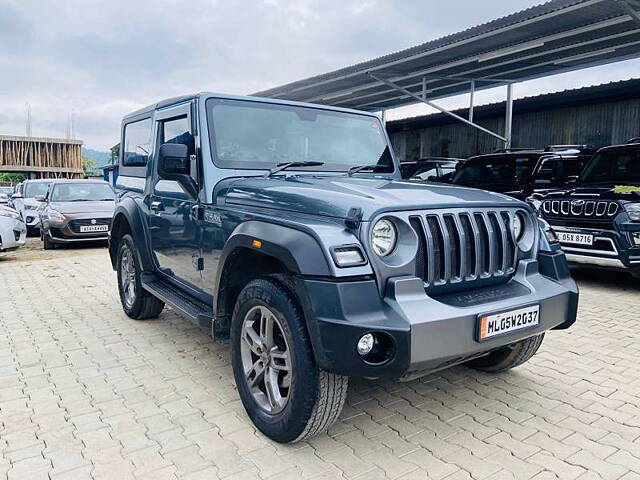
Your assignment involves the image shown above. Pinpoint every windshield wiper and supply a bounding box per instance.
[264,161,324,178]
[348,164,381,176]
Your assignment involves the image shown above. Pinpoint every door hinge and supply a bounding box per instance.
[193,256,204,271]
[192,205,205,221]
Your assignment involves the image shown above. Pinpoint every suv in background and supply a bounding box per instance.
[399,157,462,183]
[538,141,640,278]
[12,179,52,235]
[109,93,578,443]
[452,146,595,200]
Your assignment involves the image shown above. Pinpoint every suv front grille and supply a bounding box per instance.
[409,209,518,288]
[69,218,112,233]
[542,200,619,219]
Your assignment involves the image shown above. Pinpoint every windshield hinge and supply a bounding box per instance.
[193,256,204,271]
[192,205,205,221]
[344,207,363,229]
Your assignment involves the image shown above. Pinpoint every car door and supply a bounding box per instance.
[148,103,203,290]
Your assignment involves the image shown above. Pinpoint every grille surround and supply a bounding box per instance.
[542,199,619,219]
[407,208,524,289]
[68,218,112,233]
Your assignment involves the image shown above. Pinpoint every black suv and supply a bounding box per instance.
[452,146,595,200]
[399,157,462,183]
[538,141,640,278]
[109,93,578,443]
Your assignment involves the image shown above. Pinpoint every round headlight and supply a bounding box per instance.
[371,219,397,256]
[512,213,524,241]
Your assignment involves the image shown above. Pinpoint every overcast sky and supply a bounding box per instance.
[2,0,639,151]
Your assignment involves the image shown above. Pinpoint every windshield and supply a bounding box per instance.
[579,149,640,185]
[453,156,533,189]
[24,182,51,198]
[50,183,115,202]
[206,98,393,173]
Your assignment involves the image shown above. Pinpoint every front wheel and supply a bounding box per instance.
[231,278,348,443]
[42,230,57,250]
[466,334,545,372]
[117,234,164,320]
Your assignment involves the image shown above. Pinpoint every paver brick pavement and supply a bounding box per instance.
[1,240,640,479]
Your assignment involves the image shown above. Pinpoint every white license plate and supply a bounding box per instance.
[79,225,109,233]
[557,231,593,246]
[478,305,539,341]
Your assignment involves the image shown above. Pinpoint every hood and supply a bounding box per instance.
[50,201,116,214]
[543,185,640,203]
[220,175,524,220]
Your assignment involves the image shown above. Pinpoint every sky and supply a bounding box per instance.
[1,0,640,151]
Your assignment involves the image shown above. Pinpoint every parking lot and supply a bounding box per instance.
[0,240,638,480]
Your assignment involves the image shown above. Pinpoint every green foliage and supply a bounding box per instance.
[0,173,26,183]
[82,155,100,176]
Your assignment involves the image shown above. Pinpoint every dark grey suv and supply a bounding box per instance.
[109,93,578,443]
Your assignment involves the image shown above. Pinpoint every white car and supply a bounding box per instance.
[0,205,26,253]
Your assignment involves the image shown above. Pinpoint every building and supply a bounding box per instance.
[387,79,640,162]
[0,135,83,179]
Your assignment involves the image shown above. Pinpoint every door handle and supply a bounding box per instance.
[150,201,164,213]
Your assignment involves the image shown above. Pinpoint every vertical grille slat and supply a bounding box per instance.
[410,209,519,289]
[542,199,620,220]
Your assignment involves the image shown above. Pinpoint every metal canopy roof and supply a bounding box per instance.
[254,0,640,112]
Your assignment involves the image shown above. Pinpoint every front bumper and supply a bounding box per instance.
[0,216,27,252]
[46,214,112,244]
[301,251,578,379]
[553,225,640,277]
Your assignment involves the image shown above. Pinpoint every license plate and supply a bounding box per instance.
[79,225,109,233]
[557,231,593,246]
[478,305,539,341]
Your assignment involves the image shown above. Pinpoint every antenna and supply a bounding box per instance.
[25,103,32,137]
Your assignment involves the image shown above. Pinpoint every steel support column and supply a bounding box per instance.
[368,73,507,142]
[505,83,514,148]
[469,80,476,122]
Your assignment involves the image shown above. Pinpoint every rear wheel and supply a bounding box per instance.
[231,278,348,443]
[117,234,164,320]
[466,334,545,373]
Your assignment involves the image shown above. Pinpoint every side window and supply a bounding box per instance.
[534,159,559,183]
[122,119,152,167]
[155,116,195,199]
[415,167,438,180]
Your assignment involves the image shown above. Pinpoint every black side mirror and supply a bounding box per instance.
[34,195,46,202]
[158,143,197,198]
[11,193,23,199]
[566,179,577,189]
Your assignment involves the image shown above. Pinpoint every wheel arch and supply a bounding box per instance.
[109,199,155,272]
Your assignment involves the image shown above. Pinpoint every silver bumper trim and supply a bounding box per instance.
[565,253,626,269]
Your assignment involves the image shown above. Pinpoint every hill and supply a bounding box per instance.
[83,148,111,168]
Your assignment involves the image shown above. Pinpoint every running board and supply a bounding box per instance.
[141,274,215,329]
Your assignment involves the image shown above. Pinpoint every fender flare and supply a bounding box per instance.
[109,197,156,272]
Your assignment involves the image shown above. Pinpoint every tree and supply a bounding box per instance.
[0,173,26,183]
[82,155,99,176]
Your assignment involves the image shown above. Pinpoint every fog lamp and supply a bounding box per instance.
[357,334,375,356]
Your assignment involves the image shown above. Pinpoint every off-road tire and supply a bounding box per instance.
[117,234,164,320]
[231,278,348,443]
[466,334,545,373]
[43,230,57,250]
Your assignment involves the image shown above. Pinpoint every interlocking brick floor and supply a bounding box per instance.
[1,239,639,479]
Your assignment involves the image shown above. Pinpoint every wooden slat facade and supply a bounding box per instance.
[387,79,640,161]
[0,135,83,178]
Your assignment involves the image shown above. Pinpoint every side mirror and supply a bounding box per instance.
[158,143,197,198]
[566,179,577,189]
[0,194,8,204]
[11,193,22,199]
[34,195,46,202]
[533,178,552,187]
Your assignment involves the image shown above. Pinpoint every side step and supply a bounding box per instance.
[141,274,215,329]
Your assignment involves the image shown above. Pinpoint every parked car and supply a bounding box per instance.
[0,186,15,196]
[538,140,640,278]
[38,179,116,249]
[451,146,595,200]
[0,193,10,205]
[0,204,26,253]
[12,179,52,235]
[109,93,578,443]
[399,157,463,182]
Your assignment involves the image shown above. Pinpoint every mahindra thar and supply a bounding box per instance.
[109,93,578,443]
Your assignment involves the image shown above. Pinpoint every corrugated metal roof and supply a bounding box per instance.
[254,0,640,111]
[386,77,640,131]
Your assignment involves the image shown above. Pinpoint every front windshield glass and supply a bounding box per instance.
[24,182,51,198]
[453,156,533,190]
[206,98,393,172]
[579,150,640,185]
[50,183,115,202]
